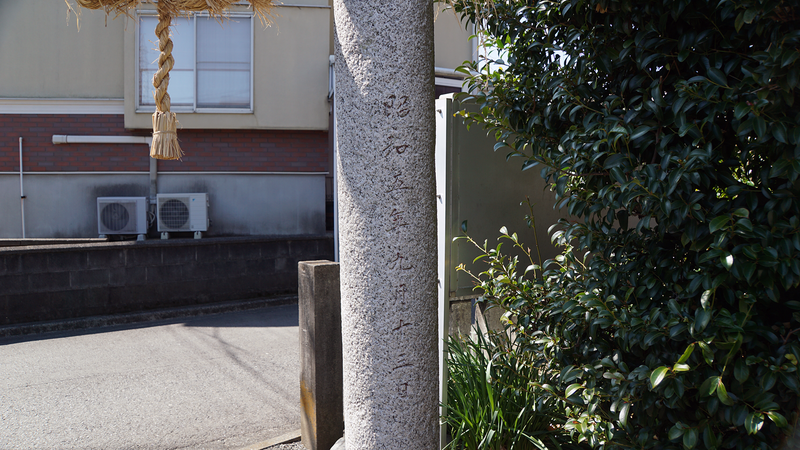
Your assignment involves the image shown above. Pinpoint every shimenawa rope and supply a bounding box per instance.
[64,0,274,160]
[150,3,182,160]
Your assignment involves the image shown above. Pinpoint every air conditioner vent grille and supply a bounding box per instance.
[157,193,208,232]
[159,199,190,229]
[97,197,148,235]
[100,202,132,232]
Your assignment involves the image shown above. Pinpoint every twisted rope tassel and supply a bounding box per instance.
[150,2,183,160]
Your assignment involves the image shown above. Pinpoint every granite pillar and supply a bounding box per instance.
[332,2,439,449]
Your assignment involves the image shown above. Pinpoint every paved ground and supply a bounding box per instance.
[264,444,306,450]
[0,304,301,450]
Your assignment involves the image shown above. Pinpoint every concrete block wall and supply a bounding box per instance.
[0,114,329,172]
[0,236,333,326]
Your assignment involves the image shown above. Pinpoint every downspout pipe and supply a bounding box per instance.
[19,137,25,239]
[330,55,339,262]
[149,157,157,204]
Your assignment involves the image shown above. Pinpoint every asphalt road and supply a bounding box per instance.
[0,304,301,450]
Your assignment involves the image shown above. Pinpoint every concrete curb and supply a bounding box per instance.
[237,429,302,450]
[0,295,298,337]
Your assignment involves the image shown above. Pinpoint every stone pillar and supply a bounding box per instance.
[332,2,438,450]
[299,260,344,450]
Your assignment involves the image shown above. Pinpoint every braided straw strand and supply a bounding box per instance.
[150,1,183,160]
[67,0,274,24]
[153,6,173,114]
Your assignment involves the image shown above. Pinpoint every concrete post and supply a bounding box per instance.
[332,2,438,449]
[299,260,344,450]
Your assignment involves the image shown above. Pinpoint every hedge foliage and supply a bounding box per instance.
[447,0,800,448]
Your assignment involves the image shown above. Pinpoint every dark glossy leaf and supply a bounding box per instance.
[702,425,719,449]
[773,123,788,144]
[761,372,778,391]
[717,380,734,405]
[754,115,767,138]
[604,154,626,169]
[683,428,698,449]
[565,383,583,397]
[734,103,750,120]
[709,216,728,233]
[780,372,800,393]
[677,344,695,364]
[619,402,630,426]
[673,363,690,372]
[650,366,670,388]
[743,8,758,23]
[707,68,727,87]
[782,51,800,68]
[669,423,685,441]
[766,411,789,428]
[735,11,745,31]
[700,290,712,309]
[630,126,651,140]
[745,412,764,435]
[698,376,719,397]
[695,309,712,333]
[732,208,749,218]
[734,358,749,383]
[721,253,734,270]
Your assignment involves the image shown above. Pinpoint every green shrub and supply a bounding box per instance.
[445,0,800,448]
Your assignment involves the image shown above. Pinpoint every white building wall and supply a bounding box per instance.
[0,173,325,238]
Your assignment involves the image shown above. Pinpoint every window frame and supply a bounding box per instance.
[135,11,255,114]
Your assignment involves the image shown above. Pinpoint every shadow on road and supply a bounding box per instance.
[0,301,299,346]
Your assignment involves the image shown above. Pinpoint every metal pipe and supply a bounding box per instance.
[149,157,157,200]
[53,134,157,228]
[330,55,339,262]
[149,155,158,230]
[434,66,470,79]
[52,135,151,145]
[52,136,155,189]
[51,136,155,194]
[19,137,25,239]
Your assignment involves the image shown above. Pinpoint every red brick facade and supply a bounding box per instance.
[0,114,329,173]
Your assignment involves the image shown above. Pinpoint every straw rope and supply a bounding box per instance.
[65,0,274,160]
[149,2,182,160]
[68,0,274,23]
[154,5,173,114]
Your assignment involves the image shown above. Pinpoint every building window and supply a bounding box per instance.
[137,13,253,112]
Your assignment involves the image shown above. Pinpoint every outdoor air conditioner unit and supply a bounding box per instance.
[157,193,209,239]
[97,197,148,239]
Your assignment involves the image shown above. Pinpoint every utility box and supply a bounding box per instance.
[97,197,148,238]
[435,94,573,448]
[156,193,209,238]
[435,94,569,304]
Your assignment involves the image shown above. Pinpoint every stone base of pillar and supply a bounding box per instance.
[299,260,343,450]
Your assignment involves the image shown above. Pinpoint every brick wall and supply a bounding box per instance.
[0,236,334,326]
[0,114,329,173]
[158,129,329,172]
